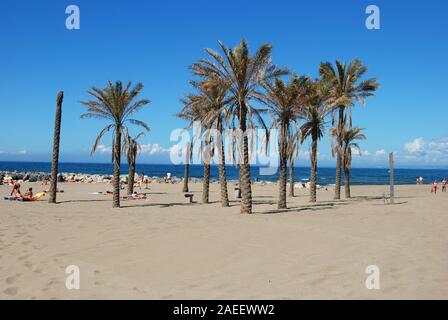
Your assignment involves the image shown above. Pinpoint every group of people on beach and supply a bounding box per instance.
[420,177,448,194]
[10,183,36,200]
[99,171,173,201]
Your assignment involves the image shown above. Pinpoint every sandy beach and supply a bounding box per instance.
[1,181,447,299]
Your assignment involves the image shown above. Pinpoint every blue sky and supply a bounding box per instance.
[0,0,447,168]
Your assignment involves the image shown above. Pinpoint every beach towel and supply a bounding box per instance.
[32,192,46,200]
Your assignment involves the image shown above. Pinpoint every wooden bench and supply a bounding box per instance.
[234,187,241,199]
[184,193,194,203]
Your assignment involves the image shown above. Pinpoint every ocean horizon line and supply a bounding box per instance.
[1,160,447,171]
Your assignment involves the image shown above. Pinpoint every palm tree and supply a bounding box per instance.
[300,80,332,203]
[287,130,301,197]
[49,91,64,204]
[200,79,233,207]
[123,132,145,195]
[341,127,366,198]
[178,86,213,204]
[182,140,192,193]
[80,81,150,208]
[262,75,303,209]
[319,59,378,200]
[192,39,287,214]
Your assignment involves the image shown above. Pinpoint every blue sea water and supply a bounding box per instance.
[1,161,447,185]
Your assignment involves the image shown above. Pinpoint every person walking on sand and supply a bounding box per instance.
[432,180,438,194]
[442,178,447,192]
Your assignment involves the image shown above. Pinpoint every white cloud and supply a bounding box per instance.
[96,145,112,153]
[375,149,386,156]
[351,147,370,156]
[404,138,424,154]
[18,150,27,155]
[427,137,448,155]
[93,143,171,156]
[141,144,170,155]
[397,136,448,165]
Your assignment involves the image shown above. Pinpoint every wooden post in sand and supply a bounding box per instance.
[49,91,64,204]
[389,152,395,204]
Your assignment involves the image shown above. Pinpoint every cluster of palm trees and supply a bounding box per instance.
[177,39,379,214]
[61,39,377,211]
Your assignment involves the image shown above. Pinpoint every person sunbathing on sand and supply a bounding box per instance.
[122,192,147,200]
[23,187,33,200]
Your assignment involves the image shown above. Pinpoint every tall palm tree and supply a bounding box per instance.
[192,39,287,213]
[262,75,303,209]
[319,59,378,200]
[80,81,150,208]
[123,132,145,195]
[49,91,64,204]
[341,127,366,198]
[178,86,213,204]
[182,140,192,193]
[287,130,301,197]
[200,79,233,207]
[300,80,332,203]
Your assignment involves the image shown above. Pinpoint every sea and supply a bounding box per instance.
[1,161,447,185]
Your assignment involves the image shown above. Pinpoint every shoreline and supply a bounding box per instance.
[0,170,435,186]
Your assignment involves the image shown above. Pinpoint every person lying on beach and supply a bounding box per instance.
[43,187,64,193]
[121,192,147,200]
[10,183,22,198]
[4,178,16,186]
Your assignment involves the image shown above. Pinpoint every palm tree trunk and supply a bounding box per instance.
[289,158,295,197]
[49,91,63,204]
[344,166,351,198]
[334,106,344,200]
[182,143,190,192]
[218,123,229,207]
[239,105,252,214]
[113,128,121,208]
[202,163,210,203]
[278,125,287,209]
[127,158,135,195]
[310,130,318,203]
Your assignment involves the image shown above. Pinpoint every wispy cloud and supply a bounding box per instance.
[404,138,424,154]
[140,143,171,155]
[96,145,112,153]
[398,136,448,165]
